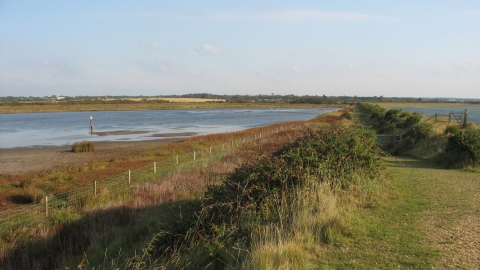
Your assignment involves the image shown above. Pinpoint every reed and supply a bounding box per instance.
[71,140,95,153]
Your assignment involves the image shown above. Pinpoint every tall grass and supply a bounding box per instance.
[118,125,381,269]
[72,140,95,152]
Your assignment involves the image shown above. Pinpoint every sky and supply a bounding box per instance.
[0,1,479,98]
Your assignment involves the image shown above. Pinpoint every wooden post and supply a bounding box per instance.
[209,146,212,155]
[434,113,437,123]
[176,155,179,165]
[154,162,156,174]
[128,170,131,185]
[94,181,97,196]
[45,196,48,217]
[194,151,196,161]
[448,112,453,124]
[463,109,468,128]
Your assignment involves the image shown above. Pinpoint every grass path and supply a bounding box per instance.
[320,156,479,269]
[386,157,480,269]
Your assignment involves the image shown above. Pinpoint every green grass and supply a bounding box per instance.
[313,156,480,269]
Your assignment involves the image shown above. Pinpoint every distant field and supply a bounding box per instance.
[123,97,226,103]
[0,99,335,114]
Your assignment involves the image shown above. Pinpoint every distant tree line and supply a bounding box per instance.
[1,93,479,105]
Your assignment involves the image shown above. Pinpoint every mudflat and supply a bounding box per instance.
[0,138,182,175]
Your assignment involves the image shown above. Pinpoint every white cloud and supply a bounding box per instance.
[133,10,389,21]
[375,70,387,76]
[293,65,302,74]
[440,58,479,72]
[347,64,356,70]
[261,10,388,21]
[458,58,479,69]
[141,41,159,50]
[202,44,222,55]
[440,64,451,71]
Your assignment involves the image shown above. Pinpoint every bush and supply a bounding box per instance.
[339,112,353,120]
[444,125,460,135]
[149,125,382,268]
[72,141,95,152]
[406,122,434,144]
[441,128,480,168]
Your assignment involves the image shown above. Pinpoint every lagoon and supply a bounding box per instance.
[0,108,336,148]
[386,105,480,125]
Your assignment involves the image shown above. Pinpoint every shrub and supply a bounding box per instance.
[72,141,95,152]
[406,122,434,144]
[441,128,480,168]
[148,125,382,268]
[339,112,353,120]
[444,125,460,135]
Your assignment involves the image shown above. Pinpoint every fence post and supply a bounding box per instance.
[154,162,156,174]
[176,155,179,165]
[194,151,196,161]
[94,181,97,196]
[448,112,453,124]
[128,170,131,185]
[463,109,468,128]
[45,196,48,217]
[434,113,437,123]
[209,146,212,155]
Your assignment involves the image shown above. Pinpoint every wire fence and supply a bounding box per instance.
[0,126,293,229]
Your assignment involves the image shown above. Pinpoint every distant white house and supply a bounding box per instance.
[56,96,66,100]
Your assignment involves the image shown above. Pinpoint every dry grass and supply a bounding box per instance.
[125,97,226,103]
[71,141,95,153]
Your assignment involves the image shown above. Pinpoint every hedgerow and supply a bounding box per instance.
[441,128,480,168]
[149,125,382,269]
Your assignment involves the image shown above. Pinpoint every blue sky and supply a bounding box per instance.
[0,1,479,98]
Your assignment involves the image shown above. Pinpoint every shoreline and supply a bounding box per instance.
[0,138,182,175]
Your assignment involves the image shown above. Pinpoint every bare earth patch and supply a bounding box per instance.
[429,215,480,269]
[422,168,480,269]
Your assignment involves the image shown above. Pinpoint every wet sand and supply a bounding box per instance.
[0,131,197,175]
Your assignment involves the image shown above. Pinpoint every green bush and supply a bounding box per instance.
[72,141,95,152]
[444,125,460,135]
[149,125,382,268]
[441,128,480,168]
[406,122,434,144]
[339,112,353,120]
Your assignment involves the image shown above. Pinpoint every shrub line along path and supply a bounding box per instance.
[383,156,480,269]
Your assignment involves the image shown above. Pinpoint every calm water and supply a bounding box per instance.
[0,108,337,148]
[387,106,480,125]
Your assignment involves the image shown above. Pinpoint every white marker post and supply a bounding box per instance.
[89,116,94,135]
